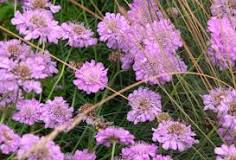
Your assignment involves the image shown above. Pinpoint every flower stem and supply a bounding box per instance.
[111,141,116,160]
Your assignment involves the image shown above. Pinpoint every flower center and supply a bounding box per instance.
[214,92,225,105]
[7,45,20,57]
[32,0,47,9]
[73,25,85,34]
[13,65,31,79]
[107,21,117,31]
[30,15,48,27]
[31,148,50,160]
[230,103,236,116]
[2,129,13,141]
[167,123,184,135]
[52,106,65,119]
[138,97,150,109]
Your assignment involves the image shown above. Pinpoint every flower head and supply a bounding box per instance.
[95,126,135,147]
[73,60,108,94]
[153,155,173,160]
[11,9,62,43]
[74,149,96,160]
[61,22,97,48]
[0,124,20,154]
[41,97,73,128]
[23,0,61,13]
[17,134,64,160]
[211,0,236,17]
[13,99,42,125]
[121,142,157,160]
[127,87,162,124]
[215,144,236,160]
[152,120,198,151]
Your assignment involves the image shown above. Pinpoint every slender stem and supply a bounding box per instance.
[14,0,17,14]
[111,141,116,160]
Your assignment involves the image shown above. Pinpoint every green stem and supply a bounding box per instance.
[111,141,116,160]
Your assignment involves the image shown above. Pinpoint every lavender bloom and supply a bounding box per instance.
[17,134,64,160]
[127,87,162,124]
[97,13,130,51]
[0,124,20,154]
[11,9,62,43]
[121,142,157,160]
[95,126,135,147]
[145,19,183,55]
[202,87,229,112]
[73,60,108,94]
[74,149,96,160]
[211,0,236,17]
[215,144,236,160]
[207,16,236,70]
[127,0,162,25]
[23,0,61,13]
[61,22,97,48]
[13,99,42,125]
[152,120,198,151]
[41,96,73,128]
[154,155,173,160]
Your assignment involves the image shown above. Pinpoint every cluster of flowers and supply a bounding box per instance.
[207,0,236,70]
[203,87,236,158]
[97,0,187,85]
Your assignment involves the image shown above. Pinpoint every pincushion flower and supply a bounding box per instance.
[153,155,173,160]
[202,87,229,112]
[17,134,64,160]
[95,126,135,147]
[61,22,97,48]
[23,0,61,13]
[127,87,162,124]
[145,19,183,55]
[121,142,157,160]
[11,9,62,43]
[74,149,96,160]
[41,96,73,128]
[211,0,236,17]
[0,124,20,154]
[152,120,198,151]
[13,99,42,125]
[215,144,236,160]
[207,16,236,70]
[73,60,108,94]
[97,13,130,51]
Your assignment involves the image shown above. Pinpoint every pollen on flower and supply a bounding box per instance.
[30,15,48,27]
[13,64,32,79]
[31,0,47,9]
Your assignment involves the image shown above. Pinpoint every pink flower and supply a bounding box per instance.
[23,0,61,13]
[215,144,236,160]
[74,149,96,160]
[73,60,108,94]
[153,155,173,160]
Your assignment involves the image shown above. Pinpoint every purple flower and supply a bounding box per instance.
[215,144,236,160]
[121,142,157,160]
[153,155,173,160]
[97,13,130,51]
[0,124,20,154]
[11,9,62,43]
[73,60,108,94]
[152,120,198,151]
[61,22,97,48]
[13,99,42,125]
[74,149,96,160]
[210,0,236,17]
[41,96,73,128]
[127,87,162,124]
[17,134,64,160]
[207,16,236,70]
[23,0,61,13]
[95,126,135,147]
[218,127,235,145]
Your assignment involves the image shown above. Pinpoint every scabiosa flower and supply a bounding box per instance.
[73,60,108,94]
[17,134,64,160]
[13,99,42,125]
[41,96,73,128]
[218,127,235,145]
[0,124,20,154]
[215,144,236,160]
[97,13,130,51]
[95,126,135,147]
[202,87,229,112]
[207,16,236,70]
[127,87,162,124]
[74,149,96,160]
[145,19,183,55]
[211,0,236,17]
[23,0,61,13]
[61,22,97,48]
[153,155,173,160]
[152,120,198,151]
[11,9,62,43]
[121,142,157,160]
